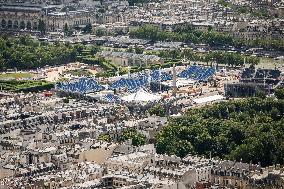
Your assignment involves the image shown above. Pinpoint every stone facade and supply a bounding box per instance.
[0,1,95,33]
[0,3,44,31]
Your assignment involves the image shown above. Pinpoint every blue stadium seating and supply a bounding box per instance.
[57,78,105,94]
[179,65,215,81]
[110,77,148,91]
[57,66,215,94]
[110,70,172,91]
[150,70,172,82]
[102,94,121,103]
[241,68,255,79]
[255,69,281,79]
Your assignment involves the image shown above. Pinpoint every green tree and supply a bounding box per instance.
[256,90,266,99]
[120,129,146,146]
[275,88,284,99]
[148,104,166,117]
[98,134,111,142]
[134,46,143,54]
[130,25,284,51]
[96,28,106,37]
[0,54,6,71]
[82,23,92,34]
[127,47,134,53]
[64,23,70,37]
[38,19,46,35]
[0,37,84,70]
[156,98,284,166]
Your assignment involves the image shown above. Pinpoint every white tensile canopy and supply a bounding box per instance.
[121,89,162,102]
[193,95,225,104]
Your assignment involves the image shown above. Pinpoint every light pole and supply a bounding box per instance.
[259,71,272,95]
[127,66,131,79]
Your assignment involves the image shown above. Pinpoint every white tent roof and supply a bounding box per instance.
[121,89,162,102]
[162,78,196,87]
[193,95,225,104]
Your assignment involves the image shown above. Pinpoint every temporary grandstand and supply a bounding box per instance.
[178,65,215,81]
[56,65,216,95]
[150,70,172,82]
[110,77,149,91]
[101,94,121,103]
[110,70,172,91]
[56,78,105,94]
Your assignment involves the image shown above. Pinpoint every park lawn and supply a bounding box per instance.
[257,57,284,69]
[0,80,54,92]
[0,72,34,79]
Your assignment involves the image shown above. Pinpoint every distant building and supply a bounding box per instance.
[225,68,282,97]
[0,2,45,32]
[211,160,260,188]
[0,0,95,33]
[225,82,267,97]
[247,165,284,189]
[47,10,94,32]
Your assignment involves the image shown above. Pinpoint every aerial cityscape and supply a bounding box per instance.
[0,0,284,188]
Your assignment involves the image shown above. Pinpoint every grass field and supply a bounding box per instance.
[0,72,34,79]
[257,57,284,69]
[0,80,54,92]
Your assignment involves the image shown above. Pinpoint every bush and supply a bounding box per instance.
[63,98,69,103]
[275,88,284,99]
[148,104,166,117]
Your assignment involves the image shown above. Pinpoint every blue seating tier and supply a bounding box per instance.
[150,70,172,82]
[102,94,121,103]
[178,65,215,81]
[57,66,215,94]
[57,78,105,94]
[110,77,148,91]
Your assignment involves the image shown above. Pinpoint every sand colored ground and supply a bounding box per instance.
[78,144,117,164]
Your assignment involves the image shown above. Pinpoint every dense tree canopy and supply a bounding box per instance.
[275,88,284,99]
[156,98,284,166]
[130,25,284,51]
[149,49,259,67]
[0,36,98,71]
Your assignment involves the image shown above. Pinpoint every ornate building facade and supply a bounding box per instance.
[0,0,95,33]
[46,10,94,32]
[0,2,44,31]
